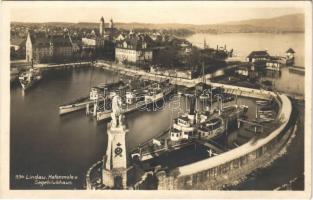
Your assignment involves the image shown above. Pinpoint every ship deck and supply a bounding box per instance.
[138,143,211,171]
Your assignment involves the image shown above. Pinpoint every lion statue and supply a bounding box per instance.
[111,95,124,127]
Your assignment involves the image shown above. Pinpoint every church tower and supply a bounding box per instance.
[100,16,105,37]
[109,18,114,29]
[102,95,128,189]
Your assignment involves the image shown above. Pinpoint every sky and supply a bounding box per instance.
[9,1,305,25]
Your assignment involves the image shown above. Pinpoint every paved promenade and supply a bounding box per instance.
[96,61,205,87]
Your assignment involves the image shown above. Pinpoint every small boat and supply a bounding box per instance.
[256,100,270,106]
[18,61,42,90]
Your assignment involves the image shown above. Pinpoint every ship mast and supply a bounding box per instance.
[202,61,205,84]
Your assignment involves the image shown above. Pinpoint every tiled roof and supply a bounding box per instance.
[286,48,295,53]
[10,37,26,46]
[28,31,72,48]
[116,33,153,50]
[247,51,270,58]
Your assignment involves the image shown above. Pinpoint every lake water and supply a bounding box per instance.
[186,33,304,190]
[186,33,305,67]
[186,33,305,95]
[9,67,255,188]
[10,68,197,189]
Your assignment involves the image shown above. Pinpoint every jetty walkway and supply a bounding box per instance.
[96,61,210,87]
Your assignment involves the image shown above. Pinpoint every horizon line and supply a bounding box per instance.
[10,13,304,26]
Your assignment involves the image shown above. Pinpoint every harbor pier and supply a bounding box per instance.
[86,84,296,190]
[156,94,294,190]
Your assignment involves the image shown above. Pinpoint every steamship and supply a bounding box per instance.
[96,80,175,121]
[131,95,248,162]
[18,61,42,90]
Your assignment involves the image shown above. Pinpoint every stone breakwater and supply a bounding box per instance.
[155,93,294,190]
[85,81,296,190]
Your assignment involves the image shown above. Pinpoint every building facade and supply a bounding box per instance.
[115,34,153,64]
[26,31,73,63]
[246,50,270,63]
[82,16,117,59]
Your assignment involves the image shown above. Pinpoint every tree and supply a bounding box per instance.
[152,46,181,69]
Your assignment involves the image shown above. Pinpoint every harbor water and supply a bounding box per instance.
[186,32,305,190]
[11,33,304,190]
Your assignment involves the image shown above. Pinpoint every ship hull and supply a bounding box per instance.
[97,85,175,122]
[96,101,139,121]
[19,73,42,91]
[20,78,41,91]
[59,102,92,115]
[131,105,248,162]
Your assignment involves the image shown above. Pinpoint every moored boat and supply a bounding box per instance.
[131,95,248,162]
[18,61,42,90]
[96,80,175,122]
[59,81,124,115]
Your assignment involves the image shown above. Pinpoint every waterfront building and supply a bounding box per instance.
[285,48,295,65]
[246,50,270,63]
[266,60,281,71]
[286,48,295,59]
[235,64,259,79]
[236,66,250,76]
[115,34,153,64]
[25,31,73,63]
[82,36,108,50]
[169,37,192,54]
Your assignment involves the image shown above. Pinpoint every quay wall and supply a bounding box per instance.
[11,61,92,70]
[35,62,92,70]
[95,61,285,101]
[156,93,293,190]
[86,160,103,190]
[211,82,274,100]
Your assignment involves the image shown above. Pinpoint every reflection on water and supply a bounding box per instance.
[265,67,304,95]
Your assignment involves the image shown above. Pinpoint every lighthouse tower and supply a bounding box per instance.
[102,94,128,189]
[285,48,295,65]
[100,16,105,37]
